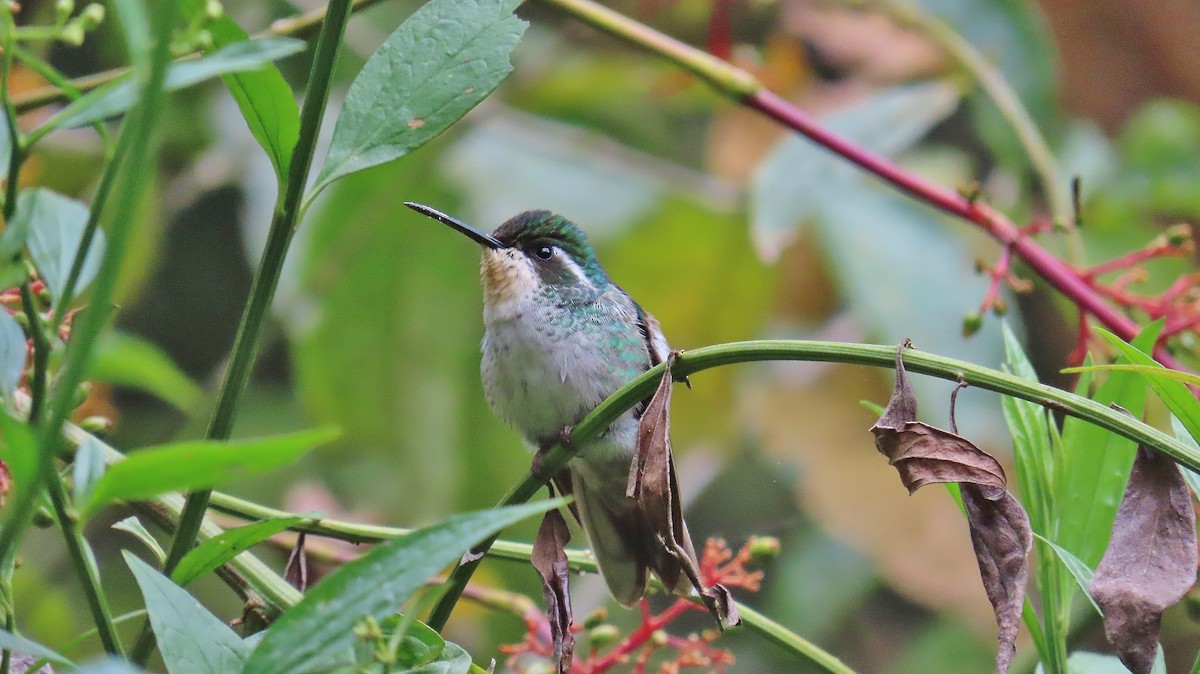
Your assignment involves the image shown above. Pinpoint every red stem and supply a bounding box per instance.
[584,599,698,672]
[746,89,1186,370]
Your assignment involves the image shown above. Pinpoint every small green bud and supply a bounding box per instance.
[1166,223,1193,248]
[32,507,55,528]
[746,535,781,562]
[9,311,29,331]
[55,0,75,23]
[962,312,984,338]
[991,298,1008,316]
[582,606,608,629]
[79,3,104,28]
[973,258,987,275]
[194,30,214,50]
[205,0,224,19]
[73,381,91,409]
[353,615,382,641]
[80,415,113,435]
[587,624,620,650]
[60,23,85,46]
[650,630,669,647]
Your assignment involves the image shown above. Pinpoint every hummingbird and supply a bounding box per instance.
[405,202,700,606]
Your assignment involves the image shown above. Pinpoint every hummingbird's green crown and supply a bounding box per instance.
[493,210,608,287]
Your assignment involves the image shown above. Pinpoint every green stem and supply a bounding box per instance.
[424,339,1197,630]
[534,0,759,97]
[131,4,351,662]
[17,282,48,424]
[44,468,124,654]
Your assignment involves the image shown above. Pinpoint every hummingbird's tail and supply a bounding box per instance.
[568,465,699,606]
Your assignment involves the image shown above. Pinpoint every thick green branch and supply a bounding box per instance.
[425,339,1197,631]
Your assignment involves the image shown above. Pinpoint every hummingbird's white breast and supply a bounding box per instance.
[478,249,647,463]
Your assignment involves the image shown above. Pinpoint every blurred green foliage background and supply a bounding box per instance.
[9,0,1200,671]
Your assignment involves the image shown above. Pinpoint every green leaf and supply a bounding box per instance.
[1032,534,1101,617]
[308,0,529,201]
[751,81,960,259]
[83,427,339,519]
[42,38,306,133]
[1170,416,1200,501]
[0,309,26,400]
[72,435,107,505]
[241,500,567,674]
[0,412,37,503]
[181,0,299,183]
[125,552,249,674]
[1063,363,1200,388]
[1000,321,1054,535]
[1055,323,1156,568]
[172,516,304,586]
[0,628,75,667]
[14,188,104,306]
[112,515,166,565]
[1094,325,1200,446]
[111,0,151,69]
[89,331,203,409]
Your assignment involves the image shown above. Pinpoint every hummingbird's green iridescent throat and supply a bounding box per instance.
[404,201,504,249]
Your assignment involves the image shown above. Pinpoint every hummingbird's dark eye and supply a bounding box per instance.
[535,245,554,260]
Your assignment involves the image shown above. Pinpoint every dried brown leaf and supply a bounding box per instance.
[961,484,1032,673]
[533,509,574,674]
[285,531,308,591]
[870,342,1005,492]
[1090,447,1198,674]
[871,341,1031,673]
[629,355,740,629]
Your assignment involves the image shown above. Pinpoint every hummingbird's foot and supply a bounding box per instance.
[530,426,574,481]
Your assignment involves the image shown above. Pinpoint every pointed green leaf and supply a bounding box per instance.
[241,499,567,674]
[42,38,306,133]
[15,188,104,305]
[173,516,304,586]
[125,552,249,674]
[308,0,528,201]
[112,515,166,565]
[0,309,26,400]
[83,427,339,519]
[1055,324,1158,568]
[72,435,107,505]
[181,0,299,183]
[1032,534,1101,617]
[0,628,74,667]
[1170,416,1200,501]
[1094,325,1200,446]
[1063,363,1200,387]
[89,331,203,410]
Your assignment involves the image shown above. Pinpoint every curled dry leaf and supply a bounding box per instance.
[533,508,574,674]
[960,484,1032,673]
[284,531,309,592]
[870,340,1031,674]
[1090,447,1197,674]
[629,354,740,630]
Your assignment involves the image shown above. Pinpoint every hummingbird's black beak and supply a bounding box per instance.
[404,202,504,249]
